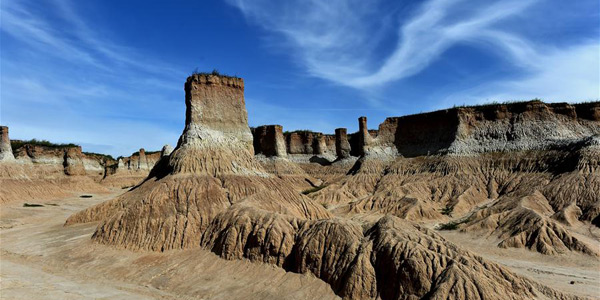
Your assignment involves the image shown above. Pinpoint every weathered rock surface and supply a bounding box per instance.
[10,141,109,177]
[252,125,287,157]
[0,126,15,162]
[65,79,596,300]
[313,141,599,256]
[102,148,161,188]
[67,74,329,251]
[202,210,583,300]
[284,131,335,156]
[63,146,86,176]
[369,101,599,157]
[161,144,173,157]
[335,128,351,159]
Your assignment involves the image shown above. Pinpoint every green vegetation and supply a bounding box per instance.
[438,222,459,230]
[130,150,160,157]
[83,151,115,162]
[191,68,240,79]
[283,129,316,135]
[23,203,44,207]
[11,139,79,152]
[437,217,471,231]
[10,139,114,161]
[440,206,453,216]
[302,184,327,195]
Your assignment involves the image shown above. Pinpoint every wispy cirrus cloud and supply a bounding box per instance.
[440,43,600,106]
[226,0,599,101]
[226,0,536,86]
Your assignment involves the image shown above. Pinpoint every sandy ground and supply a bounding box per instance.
[0,191,339,300]
[438,230,600,299]
[1,190,599,299]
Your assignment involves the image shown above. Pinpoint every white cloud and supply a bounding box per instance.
[440,43,600,106]
[226,0,539,87]
[227,0,599,102]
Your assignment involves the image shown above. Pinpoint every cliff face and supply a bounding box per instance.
[0,132,109,203]
[67,74,329,251]
[283,131,335,156]
[121,149,160,172]
[64,77,591,300]
[252,125,287,157]
[335,128,351,159]
[102,148,161,188]
[63,146,86,176]
[11,143,107,176]
[369,101,600,157]
[169,74,260,174]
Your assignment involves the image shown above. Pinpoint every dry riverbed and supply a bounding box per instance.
[0,191,338,300]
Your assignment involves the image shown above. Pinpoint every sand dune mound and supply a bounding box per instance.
[66,74,329,251]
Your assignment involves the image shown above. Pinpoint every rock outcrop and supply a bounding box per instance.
[10,142,108,177]
[252,125,287,157]
[335,128,351,159]
[284,131,335,156]
[102,148,162,188]
[313,139,599,256]
[66,77,590,300]
[63,146,86,176]
[1,136,110,203]
[67,73,329,251]
[161,144,173,157]
[357,116,371,155]
[202,211,583,300]
[0,126,15,162]
[369,100,600,157]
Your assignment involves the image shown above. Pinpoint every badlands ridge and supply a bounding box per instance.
[1,74,599,300]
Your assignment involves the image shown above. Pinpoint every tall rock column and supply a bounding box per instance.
[335,128,351,159]
[358,116,371,155]
[137,148,148,170]
[168,74,261,175]
[0,126,15,162]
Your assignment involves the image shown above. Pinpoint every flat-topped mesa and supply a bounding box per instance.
[168,74,262,175]
[252,125,287,157]
[0,126,15,162]
[373,100,600,157]
[335,128,351,159]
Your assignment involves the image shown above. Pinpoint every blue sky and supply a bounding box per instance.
[1,0,599,157]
